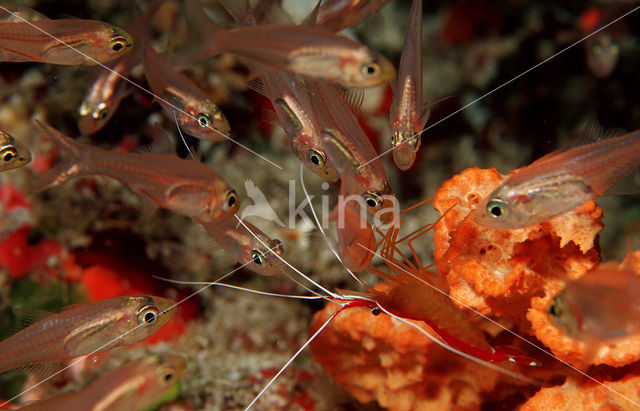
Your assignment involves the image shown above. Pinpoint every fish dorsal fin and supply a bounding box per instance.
[575,119,627,146]
[342,88,364,117]
[132,139,174,156]
[602,167,640,196]
[56,13,80,20]
[420,95,454,121]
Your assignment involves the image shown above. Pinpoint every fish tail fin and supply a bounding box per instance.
[33,120,85,192]
[175,0,224,67]
[218,0,256,25]
[186,0,223,40]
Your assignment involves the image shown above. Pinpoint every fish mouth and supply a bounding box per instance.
[152,297,178,321]
[214,118,231,135]
[78,116,100,136]
[392,147,416,171]
[373,56,397,85]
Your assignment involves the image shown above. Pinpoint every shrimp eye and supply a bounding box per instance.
[223,189,238,212]
[592,45,602,55]
[109,35,128,53]
[250,249,267,266]
[1,147,17,163]
[363,191,383,210]
[196,113,212,128]
[307,149,325,168]
[361,62,379,77]
[371,307,381,316]
[486,200,508,219]
[137,306,159,324]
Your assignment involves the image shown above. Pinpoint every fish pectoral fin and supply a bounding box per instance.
[342,88,365,117]
[259,108,278,126]
[580,119,627,144]
[246,76,267,96]
[163,183,209,217]
[140,195,161,220]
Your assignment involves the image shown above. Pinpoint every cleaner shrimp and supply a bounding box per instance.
[155,168,558,409]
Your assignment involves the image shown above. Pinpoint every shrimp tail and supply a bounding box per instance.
[32,120,85,192]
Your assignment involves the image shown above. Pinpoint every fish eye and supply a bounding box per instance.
[307,149,325,168]
[407,135,420,150]
[486,199,508,219]
[1,147,17,163]
[137,306,160,324]
[196,113,212,128]
[549,300,560,318]
[610,43,620,55]
[250,249,267,266]
[94,104,108,121]
[363,191,383,210]
[223,189,238,212]
[109,35,128,53]
[361,62,379,77]
[158,365,176,384]
[371,307,381,316]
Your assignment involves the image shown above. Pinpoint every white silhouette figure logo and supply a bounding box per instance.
[240,180,285,226]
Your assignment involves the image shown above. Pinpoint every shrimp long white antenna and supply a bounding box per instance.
[0,5,283,171]
[153,275,326,301]
[245,303,344,410]
[279,269,335,301]
[233,215,342,299]
[299,165,367,289]
[358,243,640,408]
[358,4,640,169]
[173,109,196,160]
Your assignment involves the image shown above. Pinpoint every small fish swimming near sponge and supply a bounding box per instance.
[475,129,640,229]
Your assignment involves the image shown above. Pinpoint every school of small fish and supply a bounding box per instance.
[1,0,640,409]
